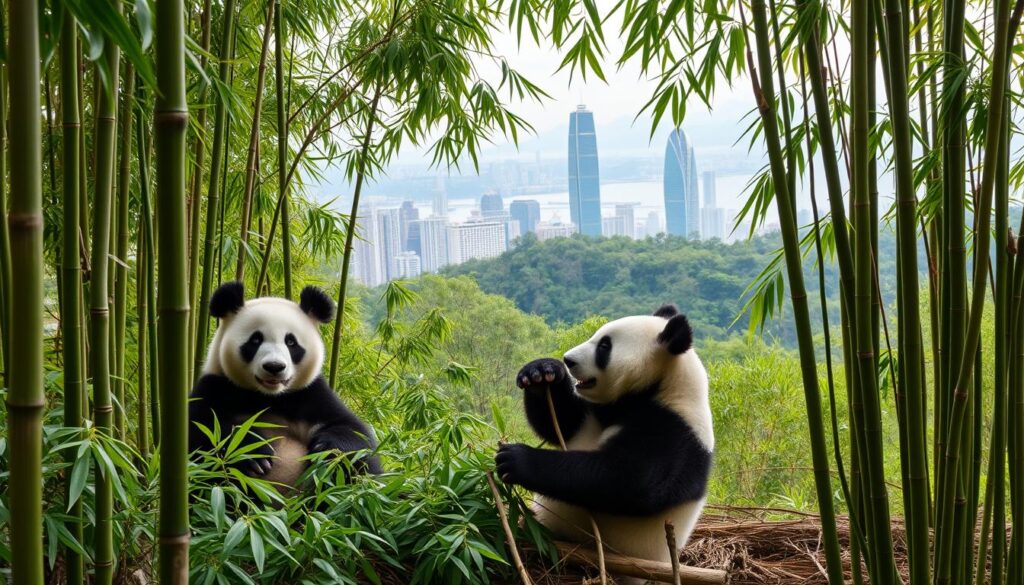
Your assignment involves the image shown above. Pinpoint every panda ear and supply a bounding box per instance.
[210,281,245,318]
[653,304,679,319]
[300,286,335,324]
[657,314,693,355]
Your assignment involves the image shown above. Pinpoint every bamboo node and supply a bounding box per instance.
[158,533,191,545]
[7,212,43,229]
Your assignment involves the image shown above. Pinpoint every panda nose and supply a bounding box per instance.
[563,357,578,369]
[262,361,286,375]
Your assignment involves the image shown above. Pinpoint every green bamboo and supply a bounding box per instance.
[1008,228,1024,584]
[136,223,150,458]
[187,0,213,382]
[60,12,85,585]
[155,0,191,575]
[329,90,381,389]
[851,1,896,580]
[136,97,160,442]
[0,6,12,386]
[745,4,844,583]
[234,1,277,282]
[195,0,238,378]
[6,0,45,580]
[90,4,121,579]
[113,64,135,440]
[881,0,930,581]
[275,0,292,299]
[935,0,1015,581]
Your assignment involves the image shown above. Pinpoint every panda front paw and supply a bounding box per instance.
[240,443,275,477]
[309,434,349,455]
[495,442,535,486]
[516,358,569,391]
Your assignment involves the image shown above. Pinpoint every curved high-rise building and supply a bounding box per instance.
[664,129,700,238]
[568,105,602,236]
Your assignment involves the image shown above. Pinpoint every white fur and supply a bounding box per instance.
[542,314,713,563]
[203,297,325,394]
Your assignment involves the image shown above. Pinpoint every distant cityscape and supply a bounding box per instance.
[351,104,773,287]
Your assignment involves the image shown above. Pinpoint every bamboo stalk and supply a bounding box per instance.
[155,0,191,575]
[6,0,45,580]
[187,0,213,382]
[234,1,277,282]
[91,5,122,579]
[113,64,135,441]
[329,90,381,388]
[485,471,534,585]
[137,101,161,442]
[551,542,727,585]
[744,3,844,583]
[0,12,10,388]
[60,11,86,584]
[274,0,292,299]
[136,223,150,458]
[194,0,238,378]
[880,0,930,581]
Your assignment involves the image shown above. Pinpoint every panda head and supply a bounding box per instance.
[203,282,336,394]
[561,304,693,404]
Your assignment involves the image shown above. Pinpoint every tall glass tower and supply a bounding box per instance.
[568,105,602,236]
[664,128,700,238]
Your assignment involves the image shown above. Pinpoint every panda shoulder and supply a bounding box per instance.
[191,373,237,398]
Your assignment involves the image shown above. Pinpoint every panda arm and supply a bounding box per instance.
[519,358,589,445]
[497,413,712,516]
[188,376,274,449]
[284,378,382,474]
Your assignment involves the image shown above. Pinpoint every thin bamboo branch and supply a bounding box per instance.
[485,471,534,585]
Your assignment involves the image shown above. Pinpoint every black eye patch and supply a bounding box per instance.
[240,331,264,363]
[285,333,306,364]
[595,335,612,370]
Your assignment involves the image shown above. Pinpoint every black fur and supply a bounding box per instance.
[653,304,679,319]
[498,360,711,517]
[210,281,246,318]
[657,314,693,355]
[188,374,382,477]
[240,331,263,363]
[285,333,306,364]
[595,336,612,370]
[300,286,335,323]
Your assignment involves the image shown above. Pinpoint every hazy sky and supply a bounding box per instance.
[392,7,760,165]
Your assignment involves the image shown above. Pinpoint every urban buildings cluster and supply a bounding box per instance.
[352,104,731,286]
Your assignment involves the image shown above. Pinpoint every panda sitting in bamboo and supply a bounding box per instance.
[188,281,380,487]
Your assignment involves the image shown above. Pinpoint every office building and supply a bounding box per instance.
[664,128,700,238]
[568,105,602,236]
[447,221,507,264]
[416,216,450,273]
[510,199,541,234]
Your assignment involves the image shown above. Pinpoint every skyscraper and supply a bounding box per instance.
[510,199,541,234]
[399,200,420,251]
[480,191,505,218]
[615,203,639,239]
[416,217,450,273]
[664,129,700,238]
[394,252,422,278]
[568,105,602,236]
[375,208,403,281]
[447,221,507,264]
[700,170,726,240]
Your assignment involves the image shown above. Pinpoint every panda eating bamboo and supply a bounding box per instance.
[496,305,714,565]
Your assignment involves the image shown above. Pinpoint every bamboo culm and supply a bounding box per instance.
[6,0,46,580]
[155,0,191,575]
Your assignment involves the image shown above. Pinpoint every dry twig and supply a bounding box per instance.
[486,471,534,585]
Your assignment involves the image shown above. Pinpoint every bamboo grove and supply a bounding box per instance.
[3,0,1024,584]
[1,0,541,581]
[505,0,1024,582]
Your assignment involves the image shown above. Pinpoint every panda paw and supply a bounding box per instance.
[309,434,349,455]
[240,444,275,477]
[516,358,569,391]
[495,442,534,486]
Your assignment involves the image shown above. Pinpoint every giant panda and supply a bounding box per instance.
[496,304,713,567]
[188,281,381,488]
